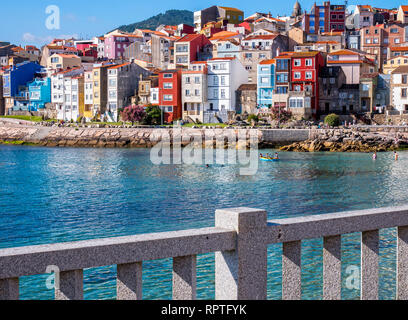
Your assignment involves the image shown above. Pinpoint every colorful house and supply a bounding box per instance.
[2,61,43,114]
[289,51,325,118]
[257,59,275,110]
[174,34,212,67]
[158,69,182,123]
[28,77,51,111]
[104,34,142,60]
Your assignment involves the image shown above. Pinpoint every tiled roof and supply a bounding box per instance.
[237,83,257,91]
[243,34,278,41]
[327,60,364,64]
[208,57,236,61]
[218,6,243,13]
[209,31,240,41]
[328,49,359,56]
[259,59,275,65]
[390,46,408,52]
[291,51,320,58]
[391,65,408,74]
[176,34,203,42]
[108,62,131,69]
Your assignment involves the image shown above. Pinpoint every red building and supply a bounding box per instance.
[174,34,212,67]
[158,69,182,123]
[303,1,345,34]
[290,51,325,116]
[329,4,346,32]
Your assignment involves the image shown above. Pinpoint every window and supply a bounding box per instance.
[261,77,268,84]
[109,79,116,87]
[305,72,312,79]
[185,77,191,84]
[163,73,173,78]
[185,89,190,96]
[163,82,173,89]
[213,76,219,86]
[395,38,401,44]
[294,59,301,66]
[213,89,218,99]
[305,59,312,66]
[163,94,173,101]
[221,76,226,85]
[403,75,408,84]
[221,89,226,99]
[194,77,200,84]
[294,72,301,79]
[195,89,200,96]
[402,88,407,98]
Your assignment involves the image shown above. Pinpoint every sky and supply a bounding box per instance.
[0,0,403,47]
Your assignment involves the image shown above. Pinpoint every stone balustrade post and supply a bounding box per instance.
[215,208,268,300]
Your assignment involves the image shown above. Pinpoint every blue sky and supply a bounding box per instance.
[0,0,403,47]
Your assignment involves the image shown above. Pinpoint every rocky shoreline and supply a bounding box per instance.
[281,129,407,152]
[1,123,408,152]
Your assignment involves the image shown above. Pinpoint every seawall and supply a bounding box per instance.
[0,124,311,148]
[2,123,408,151]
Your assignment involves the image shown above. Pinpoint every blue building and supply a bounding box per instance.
[257,59,275,109]
[2,61,43,113]
[28,78,51,111]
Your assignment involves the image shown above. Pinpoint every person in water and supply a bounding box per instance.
[395,151,399,161]
[274,153,280,160]
[373,152,377,160]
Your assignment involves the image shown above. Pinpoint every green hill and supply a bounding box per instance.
[117,10,194,32]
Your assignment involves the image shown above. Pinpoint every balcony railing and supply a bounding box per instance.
[1,205,408,300]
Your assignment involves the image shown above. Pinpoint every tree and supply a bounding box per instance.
[144,105,162,125]
[247,114,259,124]
[324,113,340,127]
[121,105,146,125]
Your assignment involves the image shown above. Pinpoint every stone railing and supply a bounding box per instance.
[1,206,408,300]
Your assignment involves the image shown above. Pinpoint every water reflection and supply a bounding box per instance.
[0,146,407,300]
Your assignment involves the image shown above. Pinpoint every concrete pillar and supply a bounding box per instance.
[117,262,143,300]
[361,230,379,300]
[397,226,408,300]
[215,207,268,300]
[323,235,342,300]
[55,270,83,300]
[0,278,19,300]
[282,241,302,300]
[173,255,197,300]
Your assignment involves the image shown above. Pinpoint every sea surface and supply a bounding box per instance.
[0,145,407,300]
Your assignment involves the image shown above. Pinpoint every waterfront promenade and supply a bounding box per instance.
[1,205,408,300]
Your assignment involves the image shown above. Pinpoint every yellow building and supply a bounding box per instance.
[47,53,82,71]
[383,55,408,75]
[92,64,111,119]
[218,7,244,25]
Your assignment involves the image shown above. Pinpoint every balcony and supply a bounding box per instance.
[1,205,408,300]
[289,90,313,97]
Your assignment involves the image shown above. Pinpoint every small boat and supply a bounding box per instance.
[260,157,280,162]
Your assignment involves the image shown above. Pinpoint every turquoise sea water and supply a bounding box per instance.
[0,145,407,300]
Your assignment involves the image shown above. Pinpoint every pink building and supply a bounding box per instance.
[104,35,142,60]
[327,49,376,84]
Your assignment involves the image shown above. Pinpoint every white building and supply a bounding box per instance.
[51,68,84,121]
[150,87,159,105]
[206,57,248,122]
[84,71,94,120]
[391,65,408,113]
[182,62,209,123]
